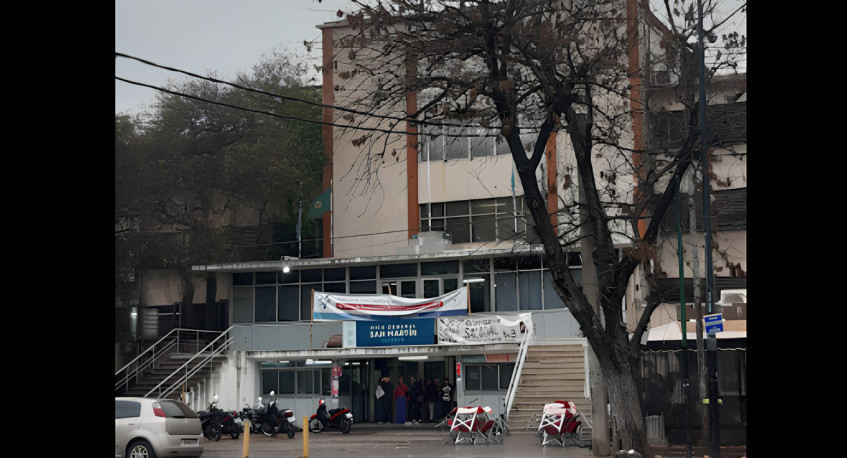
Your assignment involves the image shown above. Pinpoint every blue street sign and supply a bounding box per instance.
[704,313,723,334]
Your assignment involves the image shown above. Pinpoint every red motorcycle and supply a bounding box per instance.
[309,399,353,434]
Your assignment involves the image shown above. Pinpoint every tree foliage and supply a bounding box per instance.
[329,0,744,454]
[115,48,325,308]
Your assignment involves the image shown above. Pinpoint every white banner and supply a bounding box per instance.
[312,288,468,321]
[437,313,533,345]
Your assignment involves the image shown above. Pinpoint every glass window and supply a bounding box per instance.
[255,286,276,322]
[232,287,253,323]
[323,282,346,293]
[302,283,320,321]
[543,271,567,309]
[471,214,496,242]
[349,280,377,293]
[297,370,313,394]
[465,365,481,391]
[401,280,416,298]
[279,370,295,394]
[278,285,300,321]
[324,267,346,282]
[465,275,490,313]
[519,271,543,310]
[463,258,490,273]
[256,272,276,285]
[499,363,515,388]
[444,278,459,293]
[262,370,279,394]
[421,261,458,275]
[495,271,517,311]
[446,216,470,243]
[380,263,417,278]
[233,273,253,286]
[349,266,376,280]
[301,269,322,283]
[423,279,440,298]
[481,365,499,390]
[279,270,299,284]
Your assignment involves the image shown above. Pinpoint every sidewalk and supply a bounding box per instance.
[198,420,746,458]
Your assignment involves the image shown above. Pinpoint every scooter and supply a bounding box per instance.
[258,391,297,439]
[309,399,353,434]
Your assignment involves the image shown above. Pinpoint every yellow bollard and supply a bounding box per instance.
[300,416,309,458]
[242,420,250,458]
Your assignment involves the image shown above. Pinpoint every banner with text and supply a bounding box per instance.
[436,313,533,345]
[355,318,435,347]
[312,288,468,321]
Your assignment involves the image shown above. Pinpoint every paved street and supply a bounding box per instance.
[198,421,595,458]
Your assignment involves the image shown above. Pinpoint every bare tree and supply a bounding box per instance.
[322,0,744,454]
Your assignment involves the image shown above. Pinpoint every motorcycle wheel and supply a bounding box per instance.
[260,422,275,437]
[230,431,240,440]
[309,418,324,433]
[208,425,222,441]
[286,424,296,439]
[340,419,351,434]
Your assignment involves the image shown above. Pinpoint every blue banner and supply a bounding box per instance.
[355,318,435,347]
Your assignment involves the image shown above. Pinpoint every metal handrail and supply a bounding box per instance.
[115,327,231,394]
[155,335,233,400]
[145,326,235,399]
[503,330,532,421]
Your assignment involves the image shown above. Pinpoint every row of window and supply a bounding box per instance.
[232,255,583,323]
[418,125,537,162]
[258,362,515,395]
[420,197,539,244]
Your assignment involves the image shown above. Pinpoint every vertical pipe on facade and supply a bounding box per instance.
[321,26,335,258]
[627,0,647,239]
[406,51,420,239]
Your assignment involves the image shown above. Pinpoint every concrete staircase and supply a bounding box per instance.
[116,350,228,399]
[507,343,592,438]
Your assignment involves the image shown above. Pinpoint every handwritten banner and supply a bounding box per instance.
[436,313,533,345]
[312,288,468,321]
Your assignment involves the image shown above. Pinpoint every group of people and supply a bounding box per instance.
[374,375,455,424]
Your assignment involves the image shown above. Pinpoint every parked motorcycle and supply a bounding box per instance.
[198,395,243,440]
[258,391,297,439]
[309,399,353,434]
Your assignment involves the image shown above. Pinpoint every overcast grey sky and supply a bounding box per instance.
[116,0,744,116]
[115,0,354,115]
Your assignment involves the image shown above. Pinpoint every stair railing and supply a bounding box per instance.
[115,329,180,394]
[145,326,235,399]
[503,328,532,421]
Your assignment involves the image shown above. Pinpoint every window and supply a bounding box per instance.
[463,363,515,391]
[421,197,528,244]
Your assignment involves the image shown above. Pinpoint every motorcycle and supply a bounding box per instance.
[258,391,297,439]
[309,399,353,434]
[199,395,243,440]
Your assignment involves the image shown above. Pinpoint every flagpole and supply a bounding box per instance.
[310,289,314,348]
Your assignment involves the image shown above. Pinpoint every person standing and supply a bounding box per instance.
[422,378,435,422]
[408,376,423,423]
[431,378,442,421]
[375,376,393,423]
[393,376,408,424]
[440,378,454,417]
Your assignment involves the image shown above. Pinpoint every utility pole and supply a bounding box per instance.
[297,182,303,259]
[697,0,719,456]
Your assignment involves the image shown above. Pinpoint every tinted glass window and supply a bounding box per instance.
[159,400,197,418]
[115,400,141,419]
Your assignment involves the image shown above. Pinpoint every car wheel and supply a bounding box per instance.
[127,439,157,458]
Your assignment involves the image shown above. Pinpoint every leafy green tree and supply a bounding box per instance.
[116,48,324,326]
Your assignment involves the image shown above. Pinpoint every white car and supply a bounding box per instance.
[115,397,204,458]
